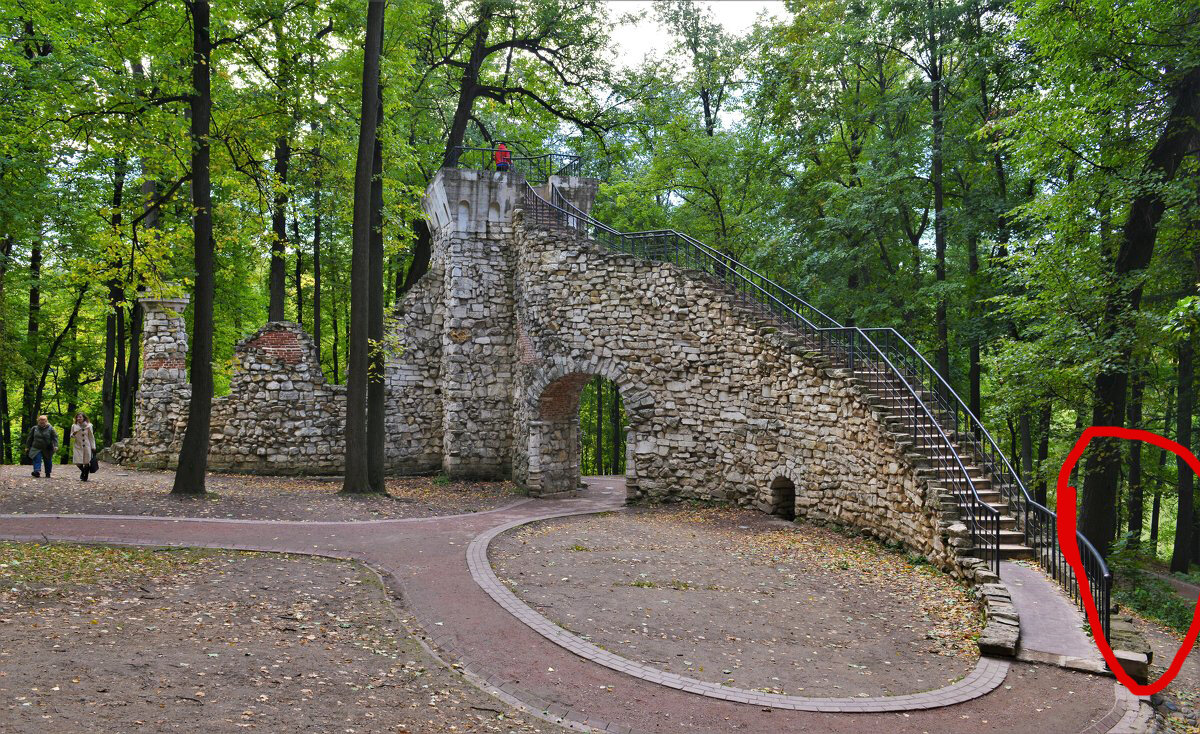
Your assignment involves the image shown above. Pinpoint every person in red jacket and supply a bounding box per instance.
[494,142,512,171]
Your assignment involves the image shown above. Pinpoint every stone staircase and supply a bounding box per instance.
[853,371,1036,562]
[737,304,1035,566]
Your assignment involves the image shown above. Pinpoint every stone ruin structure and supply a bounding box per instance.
[106,167,959,573]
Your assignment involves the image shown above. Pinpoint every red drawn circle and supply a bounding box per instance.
[1057,426,1200,696]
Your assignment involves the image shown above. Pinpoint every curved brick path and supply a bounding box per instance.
[0,477,1147,733]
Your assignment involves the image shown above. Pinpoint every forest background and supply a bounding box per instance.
[1,0,1198,590]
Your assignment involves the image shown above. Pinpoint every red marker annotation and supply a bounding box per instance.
[1057,426,1200,696]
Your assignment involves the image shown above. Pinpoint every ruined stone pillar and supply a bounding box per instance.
[124,296,191,468]
[422,168,522,478]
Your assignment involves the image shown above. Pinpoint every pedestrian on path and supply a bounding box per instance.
[26,415,58,478]
[70,412,96,482]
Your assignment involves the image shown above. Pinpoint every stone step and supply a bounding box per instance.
[997,544,1036,561]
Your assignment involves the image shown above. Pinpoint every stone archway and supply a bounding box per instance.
[518,355,652,499]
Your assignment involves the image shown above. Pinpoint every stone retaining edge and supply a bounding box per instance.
[468,502,1012,713]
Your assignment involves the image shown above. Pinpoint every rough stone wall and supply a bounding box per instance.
[106,320,347,474]
[423,168,521,478]
[510,220,953,569]
[384,268,444,473]
[106,170,952,579]
[105,297,193,468]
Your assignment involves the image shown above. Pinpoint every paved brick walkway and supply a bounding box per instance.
[0,476,1146,733]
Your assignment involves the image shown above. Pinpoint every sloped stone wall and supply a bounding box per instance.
[509,220,953,570]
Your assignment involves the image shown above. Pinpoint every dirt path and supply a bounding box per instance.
[0,465,523,521]
[490,505,981,697]
[0,544,562,733]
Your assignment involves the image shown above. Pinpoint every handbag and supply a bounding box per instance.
[89,454,100,473]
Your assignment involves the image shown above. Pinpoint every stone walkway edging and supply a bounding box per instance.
[467,502,1013,712]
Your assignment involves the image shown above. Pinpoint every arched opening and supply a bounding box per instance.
[769,476,796,521]
[578,376,626,477]
[527,372,630,495]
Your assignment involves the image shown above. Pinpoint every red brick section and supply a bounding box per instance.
[539,373,593,419]
[244,327,304,364]
[0,479,1143,734]
[144,358,185,369]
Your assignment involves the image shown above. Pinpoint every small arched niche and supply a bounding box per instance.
[769,476,796,521]
[456,199,471,230]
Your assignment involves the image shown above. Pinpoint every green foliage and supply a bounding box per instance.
[1109,545,1196,635]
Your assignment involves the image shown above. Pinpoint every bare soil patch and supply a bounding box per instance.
[0,542,561,733]
[490,505,983,698]
[0,465,523,521]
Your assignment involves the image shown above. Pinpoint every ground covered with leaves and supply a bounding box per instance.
[0,465,524,521]
[0,542,563,733]
[490,505,983,698]
[1134,613,1200,733]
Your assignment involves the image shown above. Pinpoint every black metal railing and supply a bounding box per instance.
[448,146,581,183]
[856,327,1112,641]
[518,178,1112,639]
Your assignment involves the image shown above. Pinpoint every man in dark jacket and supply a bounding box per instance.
[27,415,58,478]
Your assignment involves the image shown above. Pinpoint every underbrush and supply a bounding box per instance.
[1108,545,1195,636]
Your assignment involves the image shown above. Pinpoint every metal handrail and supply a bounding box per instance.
[516,176,1112,640]
[858,327,1112,640]
[448,146,581,183]
[548,187,842,332]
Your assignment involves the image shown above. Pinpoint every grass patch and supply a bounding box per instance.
[432,473,451,487]
[0,542,206,589]
[569,544,591,552]
[630,579,658,588]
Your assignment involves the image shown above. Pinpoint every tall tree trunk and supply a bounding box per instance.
[395,8,494,294]
[398,219,431,294]
[172,0,215,496]
[101,155,128,446]
[269,135,290,321]
[968,234,981,421]
[929,0,949,381]
[610,387,621,475]
[1150,388,1173,552]
[1126,374,1145,547]
[119,299,142,440]
[1172,235,1200,570]
[312,180,322,359]
[64,323,81,425]
[0,233,14,462]
[366,30,387,494]
[1035,403,1051,506]
[1171,328,1194,572]
[293,214,303,329]
[342,0,384,494]
[594,377,603,475]
[1080,64,1200,553]
[1020,412,1033,484]
[20,238,41,447]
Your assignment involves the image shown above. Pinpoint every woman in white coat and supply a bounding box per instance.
[70,412,96,482]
